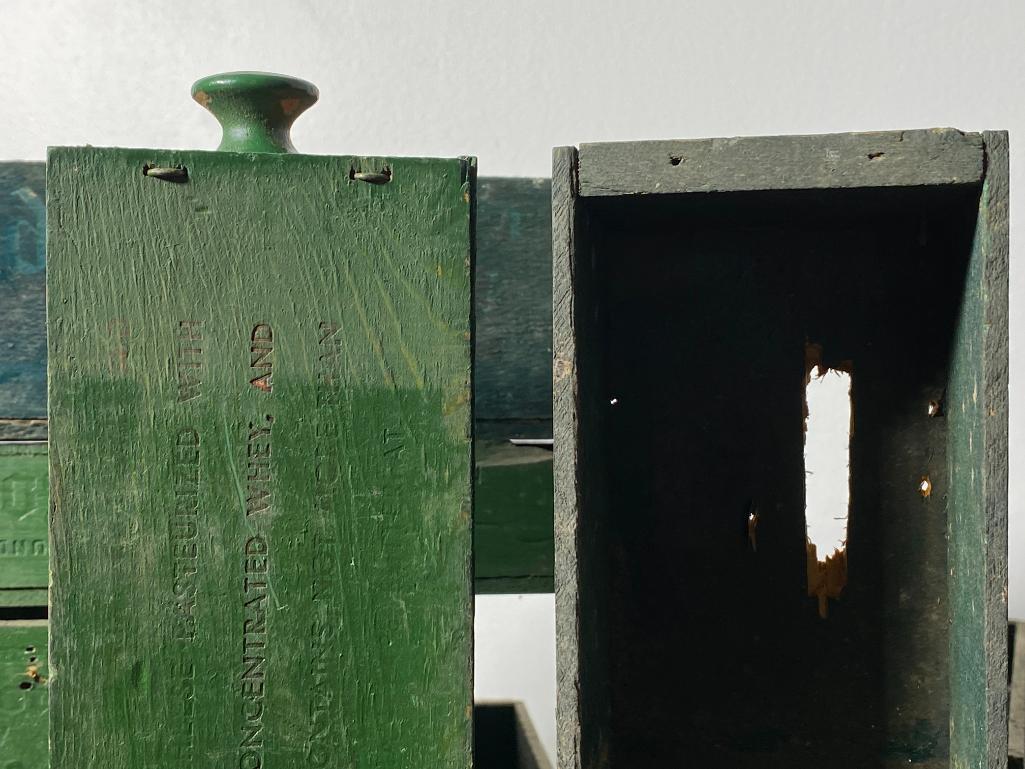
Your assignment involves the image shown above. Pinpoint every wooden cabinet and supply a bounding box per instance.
[553,130,1008,768]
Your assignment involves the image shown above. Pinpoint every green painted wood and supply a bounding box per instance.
[0,620,47,769]
[0,163,46,434]
[555,131,1007,769]
[0,444,47,597]
[48,146,474,769]
[578,129,985,197]
[0,167,557,595]
[948,130,1009,769]
[192,72,319,154]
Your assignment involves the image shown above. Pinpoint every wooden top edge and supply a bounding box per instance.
[576,128,987,197]
[577,127,982,151]
[0,618,47,628]
[46,146,475,166]
[0,160,45,169]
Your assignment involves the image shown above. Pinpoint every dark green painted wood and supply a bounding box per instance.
[0,620,47,769]
[48,146,474,769]
[474,176,553,593]
[0,444,47,598]
[555,131,1008,769]
[474,177,552,440]
[1,166,557,594]
[192,72,319,154]
[948,130,1009,769]
[0,163,46,427]
[474,444,553,593]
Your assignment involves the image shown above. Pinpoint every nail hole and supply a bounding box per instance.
[669,155,683,166]
[867,152,885,160]
[919,477,932,497]
[18,681,31,690]
[24,646,34,653]
[28,656,37,663]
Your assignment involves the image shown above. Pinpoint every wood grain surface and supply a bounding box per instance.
[578,129,985,197]
[48,147,474,769]
[947,130,1010,769]
[2,166,555,594]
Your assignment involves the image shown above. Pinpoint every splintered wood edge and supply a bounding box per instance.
[577,128,985,197]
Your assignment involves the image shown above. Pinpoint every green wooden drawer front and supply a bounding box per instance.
[0,444,47,600]
[48,148,474,768]
[0,620,48,769]
[1,166,557,595]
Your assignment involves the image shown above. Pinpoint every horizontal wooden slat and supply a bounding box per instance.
[0,443,48,593]
[578,129,985,197]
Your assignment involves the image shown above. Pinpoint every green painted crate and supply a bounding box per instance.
[554,130,1009,769]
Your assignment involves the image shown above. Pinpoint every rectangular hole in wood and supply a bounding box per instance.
[803,348,851,619]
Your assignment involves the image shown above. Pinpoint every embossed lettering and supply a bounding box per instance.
[240,534,269,768]
[249,324,273,392]
[176,321,204,402]
[246,417,273,517]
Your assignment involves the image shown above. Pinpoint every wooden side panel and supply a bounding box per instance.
[948,131,1010,769]
[0,620,48,769]
[48,148,474,769]
[553,146,610,769]
[578,129,985,197]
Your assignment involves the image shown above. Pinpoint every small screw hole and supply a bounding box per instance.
[18,681,31,690]
[28,656,37,663]
[24,646,34,653]
[669,155,683,166]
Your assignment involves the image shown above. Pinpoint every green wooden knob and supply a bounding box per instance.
[191,72,319,154]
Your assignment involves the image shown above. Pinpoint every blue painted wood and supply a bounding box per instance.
[0,163,46,425]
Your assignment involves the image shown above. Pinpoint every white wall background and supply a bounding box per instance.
[4,1,1025,763]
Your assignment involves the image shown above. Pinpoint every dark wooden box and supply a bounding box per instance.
[553,130,1008,768]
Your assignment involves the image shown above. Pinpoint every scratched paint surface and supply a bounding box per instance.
[0,621,48,769]
[48,148,473,769]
